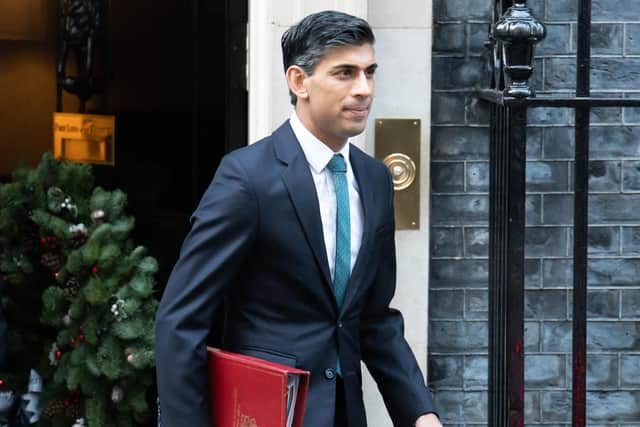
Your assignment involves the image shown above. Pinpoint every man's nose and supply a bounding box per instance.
[352,71,373,97]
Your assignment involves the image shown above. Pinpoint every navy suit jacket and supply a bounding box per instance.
[155,121,436,426]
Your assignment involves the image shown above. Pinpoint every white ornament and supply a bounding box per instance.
[48,343,59,366]
[0,391,15,413]
[20,391,41,423]
[110,299,128,321]
[27,370,42,393]
[111,386,124,403]
[68,223,87,234]
[60,197,78,217]
[72,418,86,427]
[18,370,43,423]
[91,209,106,224]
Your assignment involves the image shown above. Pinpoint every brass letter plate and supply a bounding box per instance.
[53,112,115,165]
[374,119,420,229]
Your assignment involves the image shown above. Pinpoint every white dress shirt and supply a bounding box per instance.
[289,112,364,280]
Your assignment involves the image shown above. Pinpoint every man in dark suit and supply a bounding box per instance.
[155,10,441,427]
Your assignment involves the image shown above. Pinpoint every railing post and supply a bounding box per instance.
[488,2,544,426]
[572,0,592,425]
[489,104,527,427]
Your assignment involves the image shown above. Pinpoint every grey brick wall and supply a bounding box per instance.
[429,0,640,425]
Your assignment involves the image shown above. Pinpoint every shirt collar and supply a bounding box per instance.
[290,111,351,174]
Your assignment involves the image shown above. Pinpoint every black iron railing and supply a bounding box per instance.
[478,1,640,426]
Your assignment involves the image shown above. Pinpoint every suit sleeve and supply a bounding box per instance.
[155,154,258,427]
[360,168,437,427]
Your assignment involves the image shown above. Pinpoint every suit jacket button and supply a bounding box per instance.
[324,368,335,380]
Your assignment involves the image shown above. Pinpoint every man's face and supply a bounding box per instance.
[299,43,377,148]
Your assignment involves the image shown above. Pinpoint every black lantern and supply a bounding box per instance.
[493,2,545,98]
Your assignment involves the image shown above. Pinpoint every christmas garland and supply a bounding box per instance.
[0,153,158,426]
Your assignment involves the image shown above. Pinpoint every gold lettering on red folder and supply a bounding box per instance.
[234,395,257,427]
[239,412,257,427]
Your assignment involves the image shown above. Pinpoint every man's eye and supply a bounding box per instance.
[336,68,353,79]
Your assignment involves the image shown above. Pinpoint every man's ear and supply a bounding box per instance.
[285,66,309,101]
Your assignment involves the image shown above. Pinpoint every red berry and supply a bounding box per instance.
[55,351,62,359]
[54,272,59,279]
[91,266,98,274]
[79,325,84,332]
[0,379,4,386]
[78,334,85,342]
[69,338,76,346]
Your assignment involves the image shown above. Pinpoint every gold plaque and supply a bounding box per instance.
[375,119,420,229]
[53,113,115,165]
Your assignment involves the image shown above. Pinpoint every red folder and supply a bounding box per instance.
[207,347,310,427]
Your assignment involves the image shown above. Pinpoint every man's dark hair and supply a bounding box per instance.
[281,10,375,105]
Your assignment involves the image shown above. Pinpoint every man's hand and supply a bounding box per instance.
[415,413,443,427]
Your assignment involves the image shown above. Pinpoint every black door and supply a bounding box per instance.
[94,0,248,287]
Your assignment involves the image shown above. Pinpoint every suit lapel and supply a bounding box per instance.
[274,122,335,301]
[341,146,375,312]
[274,122,378,313]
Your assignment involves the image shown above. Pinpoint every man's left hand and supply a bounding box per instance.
[415,413,443,427]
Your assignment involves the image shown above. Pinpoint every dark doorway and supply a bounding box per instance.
[99,3,248,422]
[94,0,248,287]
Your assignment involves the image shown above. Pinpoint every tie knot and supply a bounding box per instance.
[327,154,347,174]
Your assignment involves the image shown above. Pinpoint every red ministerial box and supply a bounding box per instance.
[207,347,310,427]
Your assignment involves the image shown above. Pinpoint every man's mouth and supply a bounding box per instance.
[344,106,369,118]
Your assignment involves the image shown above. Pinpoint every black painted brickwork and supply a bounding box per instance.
[428,0,640,425]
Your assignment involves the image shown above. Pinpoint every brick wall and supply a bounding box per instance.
[428,0,640,425]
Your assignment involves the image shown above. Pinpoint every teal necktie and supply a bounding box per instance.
[326,154,350,308]
[327,154,350,377]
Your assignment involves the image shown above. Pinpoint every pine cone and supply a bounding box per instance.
[43,399,66,417]
[69,224,89,248]
[41,252,63,271]
[62,278,81,299]
[70,231,88,248]
[66,399,82,419]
